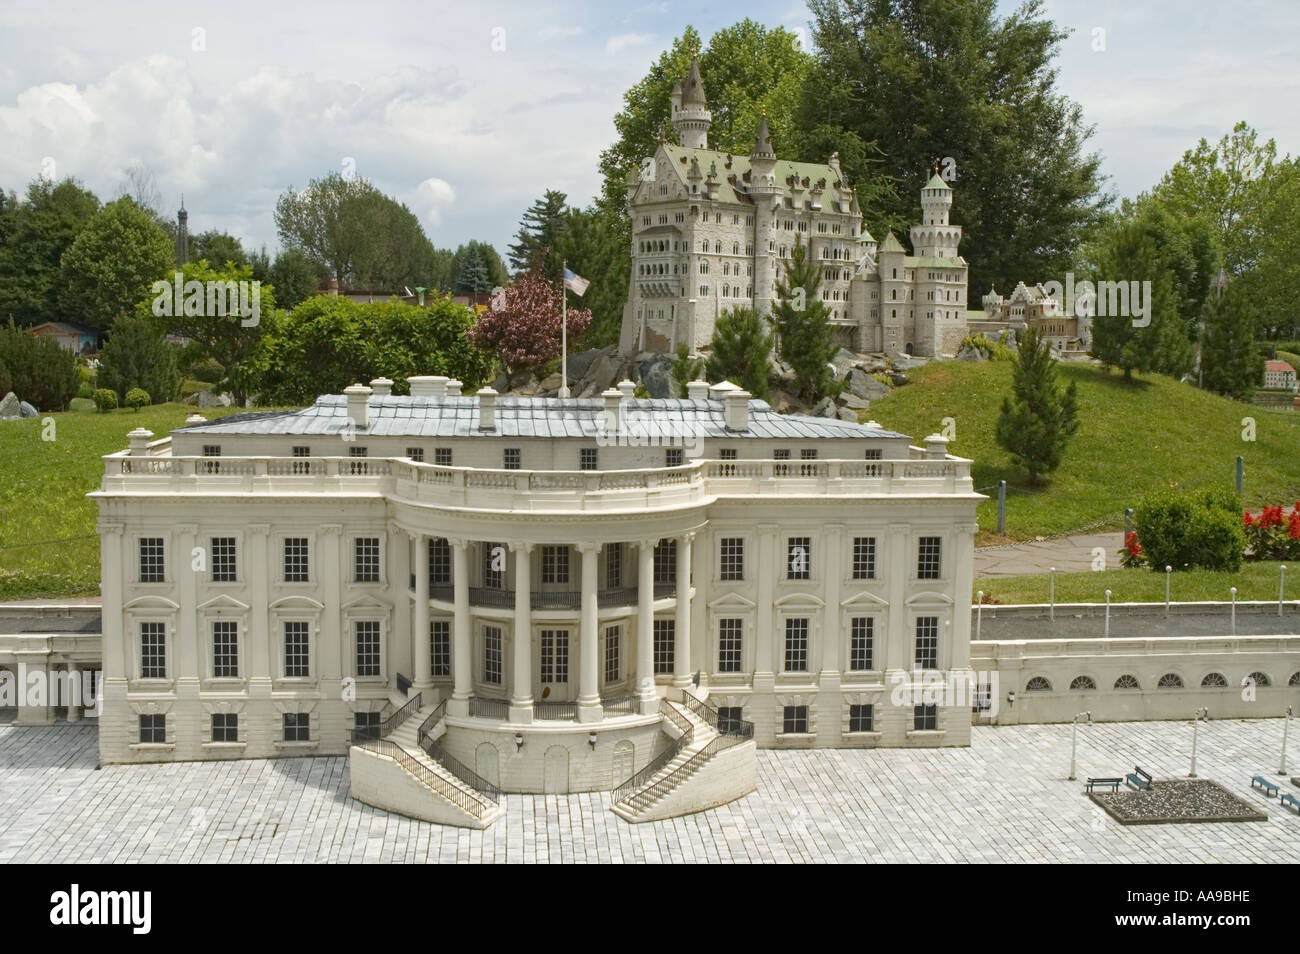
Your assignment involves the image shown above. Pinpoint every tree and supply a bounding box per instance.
[509,190,570,275]
[0,318,80,410]
[995,326,1078,481]
[450,241,509,294]
[454,247,491,295]
[554,204,628,348]
[803,0,1108,295]
[96,314,181,405]
[269,247,321,310]
[190,230,247,269]
[0,177,100,326]
[772,235,837,402]
[58,197,173,332]
[671,342,704,397]
[1200,278,1263,401]
[467,268,591,374]
[706,307,772,398]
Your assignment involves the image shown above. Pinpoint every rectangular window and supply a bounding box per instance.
[974,682,993,712]
[717,706,744,733]
[799,448,818,475]
[483,542,504,589]
[483,625,502,685]
[354,537,380,583]
[849,704,874,733]
[211,713,238,743]
[915,616,939,669]
[201,444,222,474]
[653,539,677,585]
[773,448,790,476]
[139,537,165,583]
[541,545,569,584]
[782,705,808,734]
[138,713,165,743]
[653,619,675,675]
[283,712,310,742]
[429,538,451,585]
[718,618,743,673]
[605,543,622,589]
[503,448,521,470]
[843,618,874,674]
[784,618,809,672]
[431,621,451,677]
[292,445,310,457]
[665,448,683,467]
[852,537,877,580]
[580,447,598,471]
[355,620,381,677]
[917,536,942,579]
[207,536,237,582]
[719,537,744,581]
[540,629,569,684]
[354,712,381,735]
[212,620,239,678]
[787,536,811,580]
[283,537,309,582]
[604,625,621,683]
[434,447,452,466]
[348,445,368,475]
[914,704,938,731]
[284,621,310,677]
[140,621,166,678]
[350,446,368,456]
[407,447,425,462]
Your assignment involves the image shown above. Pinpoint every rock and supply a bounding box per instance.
[538,373,563,391]
[583,353,621,394]
[196,390,232,408]
[639,354,674,399]
[839,391,870,410]
[566,345,615,382]
[954,345,987,362]
[767,389,794,414]
[811,396,837,418]
[18,401,37,418]
[0,392,20,419]
[845,368,890,401]
[831,347,857,377]
[771,355,796,381]
[889,372,909,387]
[837,407,860,423]
[492,372,511,391]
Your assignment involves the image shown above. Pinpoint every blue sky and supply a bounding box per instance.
[1,0,1295,263]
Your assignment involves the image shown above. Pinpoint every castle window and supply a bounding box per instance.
[700,261,708,274]
[700,285,708,296]
[732,242,739,255]
[714,241,722,253]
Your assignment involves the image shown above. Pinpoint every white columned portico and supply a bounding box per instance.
[509,542,534,723]
[637,539,657,714]
[449,539,471,716]
[412,532,431,692]
[576,542,603,723]
[672,532,693,690]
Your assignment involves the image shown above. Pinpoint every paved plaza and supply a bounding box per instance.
[1,716,1296,863]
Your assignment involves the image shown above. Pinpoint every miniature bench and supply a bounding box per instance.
[1086,777,1122,793]
[1281,793,1300,815]
[1253,775,1281,797]
[1126,766,1153,791]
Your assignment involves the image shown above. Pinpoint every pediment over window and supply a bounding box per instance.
[270,595,325,611]
[708,592,756,610]
[773,592,825,608]
[124,595,179,611]
[197,593,250,612]
[840,590,889,608]
[905,591,954,606]
[342,594,390,612]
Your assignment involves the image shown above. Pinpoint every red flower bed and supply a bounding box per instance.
[1243,502,1300,560]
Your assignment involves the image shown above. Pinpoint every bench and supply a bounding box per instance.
[1086,777,1122,793]
[1252,775,1281,797]
[1281,793,1300,815]
[1126,766,1153,791]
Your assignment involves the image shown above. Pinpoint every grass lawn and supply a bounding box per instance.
[0,403,269,600]
[866,361,1300,543]
[975,561,1292,604]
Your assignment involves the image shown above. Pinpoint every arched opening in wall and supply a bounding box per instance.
[1157,673,1184,689]
[1290,672,1300,686]
[543,746,569,794]
[1025,676,1052,692]
[475,743,500,787]
[1200,672,1228,688]
[905,343,914,356]
[611,741,634,787]
[1246,671,1272,688]
[1114,674,1140,690]
[1068,676,1096,691]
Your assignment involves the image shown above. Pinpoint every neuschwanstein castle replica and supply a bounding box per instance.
[619,58,970,359]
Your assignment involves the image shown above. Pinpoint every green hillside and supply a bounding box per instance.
[866,361,1300,542]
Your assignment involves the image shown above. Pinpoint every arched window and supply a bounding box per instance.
[1290,671,1300,686]
[1114,674,1140,690]
[1157,673,1184,689]
[1069,675,1096,690]
[1200,672,1228,688]
[1246,671,1271,687]
[1025,676,1052,692]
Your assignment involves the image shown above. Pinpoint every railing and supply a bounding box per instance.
[355,738,493,817]
[534,700,578,721]
[417,700,447,749]
[420,737,502,803]
[676,692,754,740]
[611,700,694,803]
[468,697,509,720]
[349,690,422,745]
[428,586,664,610]
[600,694,637,717]
[627,736,721,810]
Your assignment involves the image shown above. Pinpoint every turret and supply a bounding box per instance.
[671,57,711,149]
[748,114,781,315]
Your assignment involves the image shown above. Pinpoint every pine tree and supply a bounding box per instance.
[706,307,772,398]
[508,190,569,276]
[455,248,492,295]
[996,325,1079,482]
[1200,278,1263,401]
[772,234,836,402]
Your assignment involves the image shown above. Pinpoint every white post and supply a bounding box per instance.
[976,591,983,641]
[1189,707,1208,778]
[1164,565,1172,618]
[1049,568,1055,622]
[1279,705,1292,776]
[1104,589,1111,637]
[1069,711,1091,780]
[560,259,569,399]
[1230,586,1237,636]
[1280,565,1287,618]
[510,543,534,723]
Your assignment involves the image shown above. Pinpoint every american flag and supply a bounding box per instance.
[563,267,589,297]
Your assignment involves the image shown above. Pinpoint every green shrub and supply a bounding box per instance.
[187,356,225,383]
[0,319,81,410]
[1134,487,1246,572]
[125,387,150,411]
[671,342,704,397]
[0,359,10,396]
[92,388,118,413]
[96,314,181,404]
[961,332,1014,361]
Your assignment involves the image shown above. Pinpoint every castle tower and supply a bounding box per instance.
[910,172,961,257]
[749,114,781,314]
[176,197,189,267]
[671,57,711,150]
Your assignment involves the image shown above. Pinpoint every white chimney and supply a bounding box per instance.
[923,434,950,460]
[407,376,438,397]
[477,387,498,430]
[601,387,623,434]
[446,379,463,397]
[723,389,751,431]
[687,379,710,400]
[127,428,154,457]
[184,414,206,425]
[369,377,393,396]
[344,383,372,430]
[617,379,636,399]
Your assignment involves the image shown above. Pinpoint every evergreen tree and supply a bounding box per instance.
[508,190,569,275]
[671,342,704,397]
[455,247,492,295]
[706,307,772,399]
[450,241,508,294]
[97,314,181,404]
[772,235,837,402]
[995,326,1079,482]
[1200,277,1263,401]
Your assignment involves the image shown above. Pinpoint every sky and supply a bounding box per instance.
[1,0,1296,263]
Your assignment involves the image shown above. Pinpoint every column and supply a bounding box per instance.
[509,542,534,723]
[449,538,471,716]
[820,524,844,678]
[13,651,54,725]
[636,539,657,714]
[672,532,693,690]
[66,662,83,722]
[753,524,777,695]
[412,532,431,692]
[576,542,603,723]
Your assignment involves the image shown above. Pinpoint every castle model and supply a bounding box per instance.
[618,58,970,359]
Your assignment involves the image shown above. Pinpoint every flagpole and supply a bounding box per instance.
[560,258,569,398]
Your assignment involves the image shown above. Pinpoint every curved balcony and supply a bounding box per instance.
[426,583,677,610]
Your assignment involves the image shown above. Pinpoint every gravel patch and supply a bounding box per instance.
[1090,779,1268,825]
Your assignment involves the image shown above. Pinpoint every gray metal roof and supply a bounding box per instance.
[178,395,911,442]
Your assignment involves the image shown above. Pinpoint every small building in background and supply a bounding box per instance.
[29,321,99,355]
[1264,359,1298,392]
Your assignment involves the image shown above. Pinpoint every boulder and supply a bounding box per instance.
[811,396,837,418]
[538,373,563,392]
[954,345,987,362]
[889,372,909,387]
[492,371,511,391]
[582,352,621,394]
[566,345,615,382]
[18,401,38,418]
[0,392,20,419]
[837,407,860,423]
[831,347,857,377]
[767,389,794,414]
[845,368,890,401]
[838,391,870,410]
[639,354,674,399]
[196,390,233,408]
[770,355,796,381]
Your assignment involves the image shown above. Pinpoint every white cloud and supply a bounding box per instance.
[605,33,654,55]
[417,177,456,225]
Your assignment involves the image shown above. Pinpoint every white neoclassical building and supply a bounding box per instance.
[92,376,980,825]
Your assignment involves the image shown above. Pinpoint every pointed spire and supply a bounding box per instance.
[682,55,707,106]
[751,113,775,161]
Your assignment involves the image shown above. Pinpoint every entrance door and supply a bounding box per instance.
[537,628,572,703]
[543,746,569,793]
